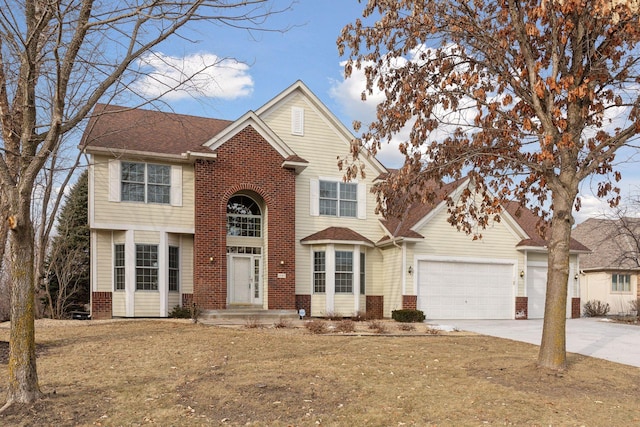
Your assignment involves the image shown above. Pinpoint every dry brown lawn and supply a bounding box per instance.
[0,319,639,426]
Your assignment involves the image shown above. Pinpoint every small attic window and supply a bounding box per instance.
[291,107,304,136]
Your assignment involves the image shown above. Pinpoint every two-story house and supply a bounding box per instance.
[81,81,588,320]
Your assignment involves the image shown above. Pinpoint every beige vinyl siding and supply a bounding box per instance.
[134,293,160,317]
[91,155,194,230]
[580,271,637,314]
[94,230,114,292]
[379,245,402,316]
[310,294,326,317]
[261,94,386,300]
[112,292,126,317]
[180,235,194,294]
[168,293,180,310]
[134,230,160,243]
[334,295,355,316]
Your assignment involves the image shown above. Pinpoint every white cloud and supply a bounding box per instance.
[329,61,408,169]
[132,52,253,101]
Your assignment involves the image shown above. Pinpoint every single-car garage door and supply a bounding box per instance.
[417,258,515,319]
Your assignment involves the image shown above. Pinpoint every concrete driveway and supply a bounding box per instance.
[430,317,640,368]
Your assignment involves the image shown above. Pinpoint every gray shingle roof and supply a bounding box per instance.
[572,217,640,270]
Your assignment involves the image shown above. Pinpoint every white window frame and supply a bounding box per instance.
[335,251,354,294]
[310,178,366,219]
[136,244,159,291]
[313,251,326,294]
[114,244,125,291]
[168,246,179,292]
[109,160,182,206]
[611,273,631,293]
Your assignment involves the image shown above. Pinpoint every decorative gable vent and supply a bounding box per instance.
[291,107,304,136]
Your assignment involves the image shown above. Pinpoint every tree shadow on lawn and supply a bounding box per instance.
[0,340,54,365]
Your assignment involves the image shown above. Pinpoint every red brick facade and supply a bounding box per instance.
[91,292,112,320]
[571,297,581,318]
[295,294,311,318]
[193,125,297,310]
[402,295,417,310]
[515,296,528,319]
[366,295,384,319]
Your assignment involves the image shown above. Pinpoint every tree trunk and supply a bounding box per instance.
[5,209,42,404]
[537,189,575,370]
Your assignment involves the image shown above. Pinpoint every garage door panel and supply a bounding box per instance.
[417,260,514,319]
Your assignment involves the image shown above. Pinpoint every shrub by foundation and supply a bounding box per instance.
[392,309,426,323]
[583,300,610,317]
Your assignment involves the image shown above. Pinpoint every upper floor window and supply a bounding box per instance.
[319,181,357,217]
[611,273,631,293]
[227,195,262,237]
[121,162,171,204]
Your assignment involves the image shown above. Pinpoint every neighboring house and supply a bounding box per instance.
[572,218,640,315]
[81,80,588,320]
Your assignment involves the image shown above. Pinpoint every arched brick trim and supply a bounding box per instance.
[221,183,276,208]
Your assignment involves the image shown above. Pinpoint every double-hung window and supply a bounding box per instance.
[114,244,125,291]
[313,251,326,293]
[121,162,170,204]
[319,181,357,217]
[335,251,353,293]
[611,273,631,293]
[168,246,179,292]
[136,244,158,291]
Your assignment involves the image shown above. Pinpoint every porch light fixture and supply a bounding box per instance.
[519,270,525,278]
[280,260,285,266]
[209,256,214,263]
[407,266,413,275]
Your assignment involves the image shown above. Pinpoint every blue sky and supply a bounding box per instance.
[125,0,640,222]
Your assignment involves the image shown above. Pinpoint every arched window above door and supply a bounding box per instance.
[227,195,262,237]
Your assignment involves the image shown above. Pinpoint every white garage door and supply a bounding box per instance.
[417,259,515,319]
[526,263,573,319]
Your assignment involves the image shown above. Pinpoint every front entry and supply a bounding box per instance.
[228,254,262,305]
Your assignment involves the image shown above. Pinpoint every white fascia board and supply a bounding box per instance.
[203,111,295,160]
[410,178,471,233]
[300,239,375,248]
[281,160,308,174]
[90,223,195,234]
[84,146,192,163]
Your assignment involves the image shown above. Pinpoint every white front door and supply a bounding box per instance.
[230,256,252,304]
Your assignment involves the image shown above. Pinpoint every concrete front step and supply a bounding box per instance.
[199,308,299,322]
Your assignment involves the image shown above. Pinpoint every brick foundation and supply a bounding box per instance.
[91,292,112,320]
[182,293,193,308]
[194,125,297,311]
[295,294,311,319]
[572,297,581,318]
[515,296,528,319]
[366,295,384,319]
[402,295,417,310]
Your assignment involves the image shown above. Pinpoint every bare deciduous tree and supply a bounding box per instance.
[0,0,288,409]
[338,0,640,370]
